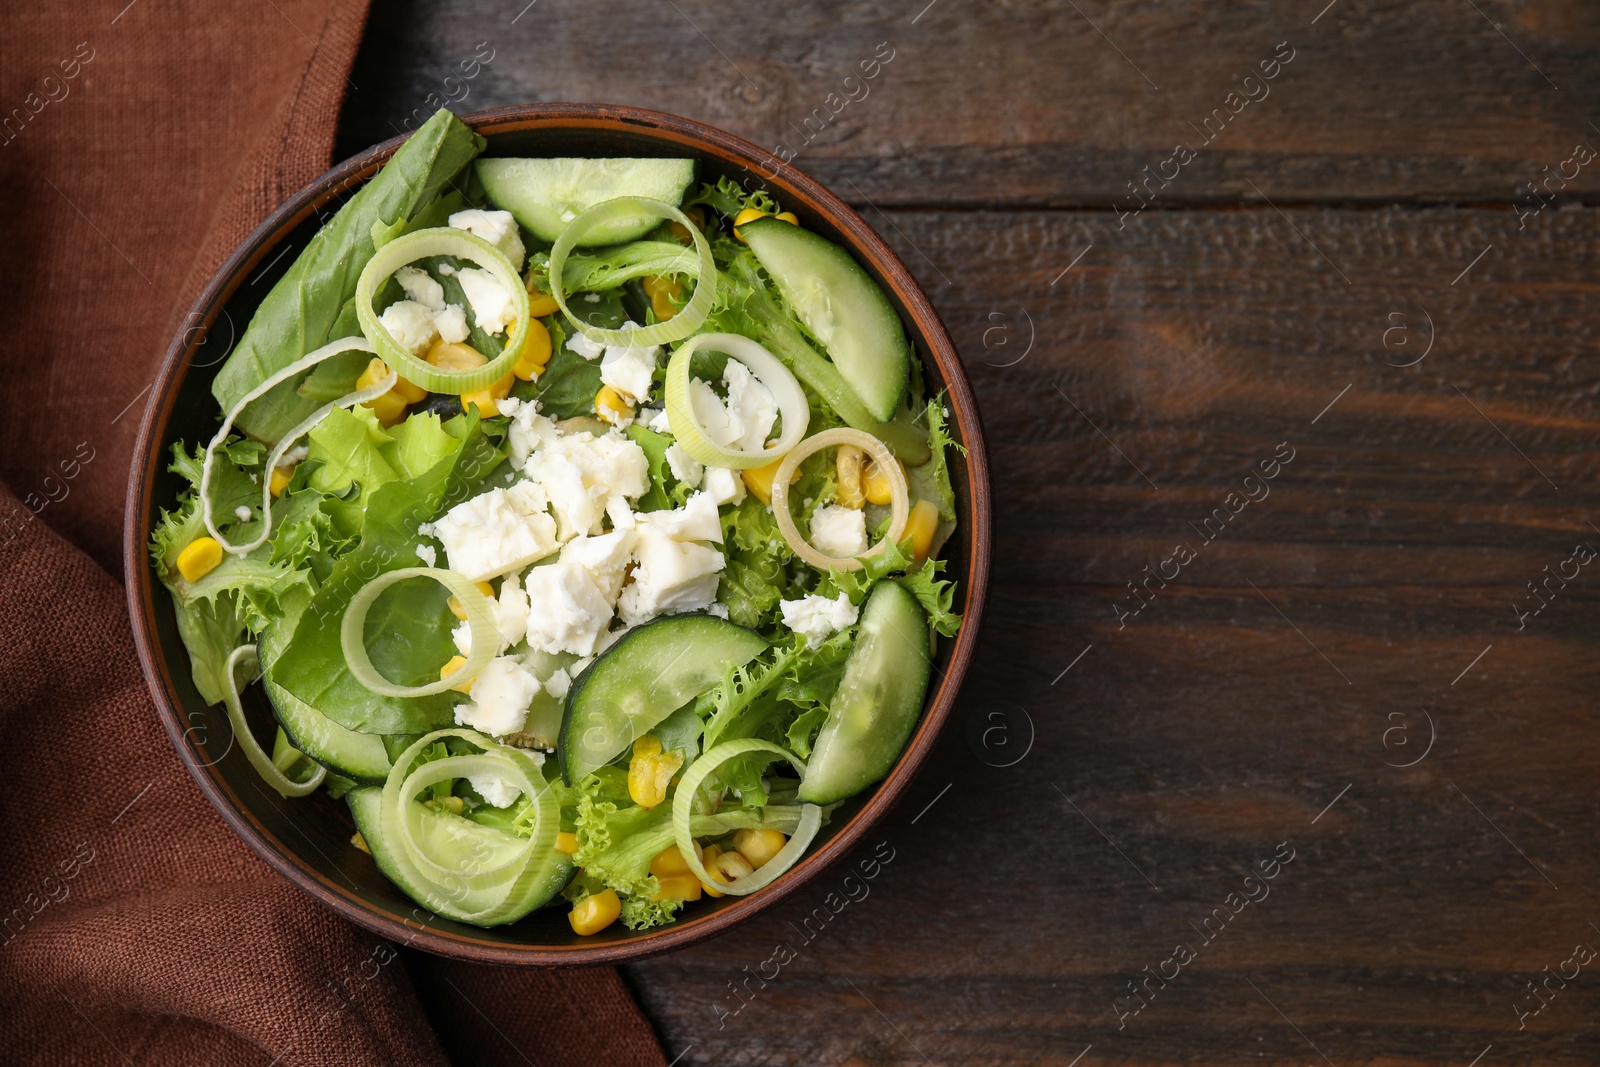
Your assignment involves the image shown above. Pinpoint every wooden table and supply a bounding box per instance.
[340,3,1600,1062]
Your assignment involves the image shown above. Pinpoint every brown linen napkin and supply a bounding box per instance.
[0,2,667,1064]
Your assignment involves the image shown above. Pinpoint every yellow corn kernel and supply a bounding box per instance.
[513,318,553,380]
[698,845,727,898]
[733,206,769,241]
[569,889,621,936]
[595,384,633,426]
[525,275,560,318]
[269,465,295,499]
[554,831,580,855]
[628,735,683,809]
[439,655,474,694]
[669,206,707,245]
[427,339,488,372]
[650,844,696,879]
[175,536,223,583]
[462,371,515,416]
[741,458,800,506]
[447,581,496,620]
[733,828,788,869]
[642,274,684,322]
[709,849,755,883]
[651,874,704,902]
[862,455,902,506]
[357,357,427,406]
[835,444,865,509]
[905,498,940,562]
[774,211,800,226]
[364,389,408,428]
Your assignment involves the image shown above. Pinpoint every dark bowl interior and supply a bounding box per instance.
[126,105,990,965]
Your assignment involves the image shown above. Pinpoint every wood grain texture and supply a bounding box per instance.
[335,2,1600,1063]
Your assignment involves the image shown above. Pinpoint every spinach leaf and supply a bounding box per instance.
[212,109,485,443]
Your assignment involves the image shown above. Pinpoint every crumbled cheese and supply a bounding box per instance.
[686,358,778,453]
[431,482,560,581]
[779,592,859,645]
[467,772,521,808]
[701,466,746,506]
[452,619,472,656]
[600,339,658,404]
[457,267,516,335]
[561,530,637,601]
[508,401,560,468]
[493,571,528,649]
[433,304,469,344]
[234,505,252,522]
[618,525,725,625]
[448,208,526,271]
[565,328,605,360]
[809,504,868,558]
[642,406,673,434]
[497,397,523,419]
[523,557,619,657]
[638,491,722,543]
[279,444,309,465]
[378,299,440,355]
[415,543,437,566]
[664,444,703,489]
[453,656,538,736]
[437,263,458,277]
[543,667,572,701]
[395,265,445,310]
[522,429,649,540]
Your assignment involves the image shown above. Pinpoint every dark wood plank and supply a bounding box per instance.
[338,0,1600,206]
[621,204,1600,1065]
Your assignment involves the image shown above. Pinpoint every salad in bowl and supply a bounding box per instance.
[147,108,968,939]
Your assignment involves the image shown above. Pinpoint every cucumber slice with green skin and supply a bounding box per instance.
[475,157,697,245]
[798,581,931,805]
[742,216,912,423]
[346,786,573,925]
[559,614,768,784]
[260,605,392,784]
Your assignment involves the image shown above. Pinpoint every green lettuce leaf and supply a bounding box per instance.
[717,496,792,630]
[271,414,506,734]
[211,109,485,443]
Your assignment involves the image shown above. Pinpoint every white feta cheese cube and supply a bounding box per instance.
[779,592,860,645]
[449,208,526,271]
[457,267,515,335]
[433,304,469,344]
[467,772,521,808]
[508,402,560,468]
[618,525,725,625]
[689,378,737,448]
[809,504,868,559]
[453,655,538,736]
[415,543,437,567]
[643,406,673,434]
[664,444,703,489]
[452,619,472,656]
[395,265,445,310]
[702,466,746,506]
[378,299,440,355]
[561,530,637,601]
[431,482,560,582]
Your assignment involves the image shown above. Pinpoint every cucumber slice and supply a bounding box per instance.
[260,601,392,784]
[559,614,768,783]
[347,786,573,926]
[475,157,696,245]
[798,581,931,805]
[742,217,912,422]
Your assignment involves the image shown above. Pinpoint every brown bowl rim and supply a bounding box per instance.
[124,103,991,966]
